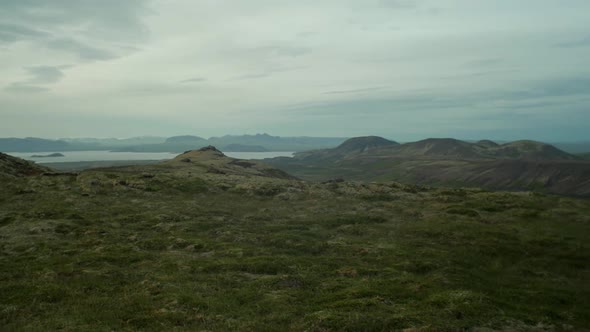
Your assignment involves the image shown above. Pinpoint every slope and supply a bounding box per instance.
[0,152,51,177]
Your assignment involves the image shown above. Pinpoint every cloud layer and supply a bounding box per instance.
[1,0,589,141]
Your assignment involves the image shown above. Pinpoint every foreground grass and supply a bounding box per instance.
[0,171,589,331]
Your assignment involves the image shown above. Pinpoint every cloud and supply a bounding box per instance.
[180,77,207,84]
[0,0,150,60]
[231,73,272,81]
[24,65,67,84]
[229,66,307,81]
[501,77,590,100]
[121,82,201,96]
[4,84,49,93]
[46,38,114,60]
[324,87,386,95]
[287,76,590,118]
[556,36,590,48]
[467,58,504,67]
[0,0,150,38]
[4,65,69,93]
[0,23,49,43]
[0,1,589,141]
[378,0,419,9]
[252,45,311,58]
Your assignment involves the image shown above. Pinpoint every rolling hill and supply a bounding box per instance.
[266,137,590,196]
[295,136,398,161]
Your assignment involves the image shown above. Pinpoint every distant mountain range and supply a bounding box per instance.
[1,135,588,155]
[266,136,590,197]
[0,134,348,153]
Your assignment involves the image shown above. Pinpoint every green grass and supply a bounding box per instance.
[0,172,589,331]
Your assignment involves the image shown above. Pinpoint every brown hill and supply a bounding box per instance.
[294,137,578,161]
[383,138,577,160]
[295,136,398,162]
[491,140,578,160]
[0,152,51,177]
[389,138,482,158]
[160,146,295,179]
[266,137,589,196]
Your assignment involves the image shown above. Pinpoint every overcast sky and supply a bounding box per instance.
[1,0,589,141]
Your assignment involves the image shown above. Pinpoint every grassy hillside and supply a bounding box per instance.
[1,151,589,330]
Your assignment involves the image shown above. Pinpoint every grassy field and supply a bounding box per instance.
[1,166,589,331]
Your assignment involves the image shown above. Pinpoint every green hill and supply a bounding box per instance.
[0,151,589,330]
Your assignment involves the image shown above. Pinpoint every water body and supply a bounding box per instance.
[6,151,295,164]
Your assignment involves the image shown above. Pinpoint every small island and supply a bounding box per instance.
[30,153,65,158]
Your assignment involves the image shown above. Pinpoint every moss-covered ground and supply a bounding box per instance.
[1,169,589,331]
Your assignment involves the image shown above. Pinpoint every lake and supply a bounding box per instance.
[6,151,295,164]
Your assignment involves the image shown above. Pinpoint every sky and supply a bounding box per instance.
[1,0,589,142]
